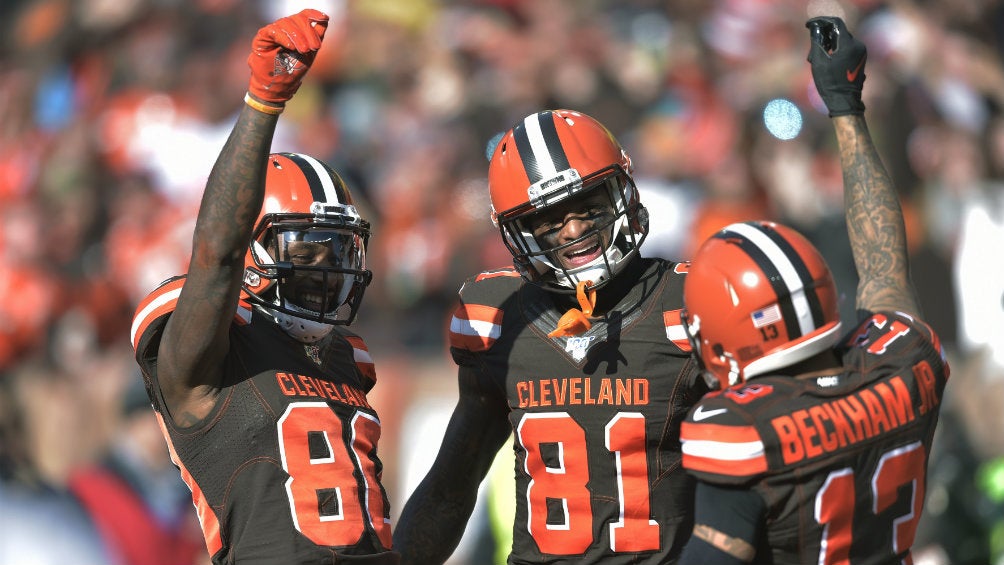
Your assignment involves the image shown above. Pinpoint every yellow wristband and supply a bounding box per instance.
[244,92,284,115]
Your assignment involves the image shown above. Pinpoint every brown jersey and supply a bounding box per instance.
[449,258,708,564]
[680,311,949,565]
[131,276,398,565]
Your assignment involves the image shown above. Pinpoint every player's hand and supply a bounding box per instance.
[805,16,867,117]
[247,9,329,105]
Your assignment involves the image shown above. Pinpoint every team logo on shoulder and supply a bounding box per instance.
[565,335,596,362]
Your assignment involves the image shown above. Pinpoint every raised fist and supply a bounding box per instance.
[247,9,329,105]
[806,16,867,117]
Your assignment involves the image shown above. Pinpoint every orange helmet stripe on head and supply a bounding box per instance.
[714,222,827,341]
[511,111,572,186]
[279,153,350,207]
[489,109,630,216]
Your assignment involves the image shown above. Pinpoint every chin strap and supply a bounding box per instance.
[548,280,597,338]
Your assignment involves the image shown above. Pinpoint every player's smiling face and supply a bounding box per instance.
[273,229,356,314]
[528,190,615,270]
[282,240,338,311]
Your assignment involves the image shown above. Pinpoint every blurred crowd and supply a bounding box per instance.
[1,0,1003,563]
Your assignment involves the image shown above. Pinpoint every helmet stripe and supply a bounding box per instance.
[512,111,571,184]
[716,223,823,340]
[757,223,826,328]
[284,153,346,205]
[723,230,802,340]
[512,115,542,182]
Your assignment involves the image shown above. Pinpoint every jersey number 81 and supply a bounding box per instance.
[518,411,660,554]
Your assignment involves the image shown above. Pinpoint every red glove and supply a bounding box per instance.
[247,9,329,105]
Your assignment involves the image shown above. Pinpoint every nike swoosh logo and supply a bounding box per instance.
[692,405,728,422]
[846,57,865,82]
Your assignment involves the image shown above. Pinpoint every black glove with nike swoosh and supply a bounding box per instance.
[806,16,867,117]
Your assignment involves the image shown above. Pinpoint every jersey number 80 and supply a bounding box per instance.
[278,402,392,549]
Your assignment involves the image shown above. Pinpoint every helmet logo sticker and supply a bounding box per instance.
[244,270,261,287]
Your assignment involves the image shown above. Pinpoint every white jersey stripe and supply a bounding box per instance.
[130,287,182,346]
[682,438,765,462]
[450,315,502,340]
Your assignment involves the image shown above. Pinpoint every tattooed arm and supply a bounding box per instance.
[156,106,278,423]
[833,115,920,318]
[806,17,919,318]
[677,483,764,565]
[155,10,328,423]
[393,364,512,564]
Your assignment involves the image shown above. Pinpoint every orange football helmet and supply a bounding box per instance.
[488,109,648,293]
[242,153,372,342]
[682,221,841,389]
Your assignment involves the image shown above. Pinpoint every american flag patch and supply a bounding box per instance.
[751,304,781,328]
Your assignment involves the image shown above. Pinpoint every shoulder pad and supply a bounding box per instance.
[130,275,252,352]
[472,266,521,283]
[448,269,520,352]
[130,276,185,351]
[449,302,504,353]
[841,311,950,377]
[342,333,377,386]
[662,308,692,352]
[681,388,769,484]
[844,312,944,355]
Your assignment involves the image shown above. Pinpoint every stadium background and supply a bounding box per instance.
[1,0,1003,563]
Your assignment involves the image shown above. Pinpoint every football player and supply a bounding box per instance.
[393,109,709,563]
[675,17,948,564]
[130,10,399,564]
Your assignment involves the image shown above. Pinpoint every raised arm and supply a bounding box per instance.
[833,115,919,316]
[807,16,920,318]
[156,10,329,423]
[393,365,512,564]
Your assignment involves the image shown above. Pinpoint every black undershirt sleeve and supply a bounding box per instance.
[678,481,767,565]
